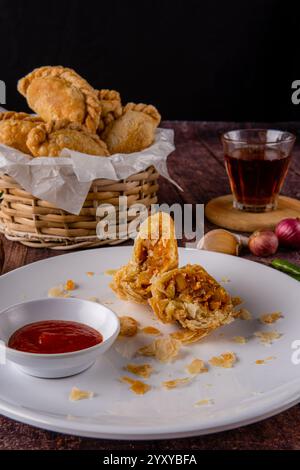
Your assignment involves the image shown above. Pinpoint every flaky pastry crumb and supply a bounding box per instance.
[194,399,214,407]
[137,337,181,363]
[162,377,191,389]
[186,359,208,375]
[209,352,236,368]
[69,387,94,401]
[232,336,247,344]
[120,376,151,395]
[259,312,282,324]
[254,331,281,344]
[124,363,153,378]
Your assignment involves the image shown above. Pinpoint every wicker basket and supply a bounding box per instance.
[0,166,159,250]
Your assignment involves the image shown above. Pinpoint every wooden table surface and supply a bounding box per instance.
[1,121,300,450]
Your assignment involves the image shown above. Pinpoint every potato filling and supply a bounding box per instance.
[164,267,230,321]
[134,212,175,281]
[111,212,178,304]
[150,264,235,331]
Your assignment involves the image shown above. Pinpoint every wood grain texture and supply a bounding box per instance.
[0,121,300,450]
[205,195,300,232]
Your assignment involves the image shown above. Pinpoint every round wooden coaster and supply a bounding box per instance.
[205,195,300,232]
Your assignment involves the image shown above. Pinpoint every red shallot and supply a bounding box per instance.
[275,218,300,249]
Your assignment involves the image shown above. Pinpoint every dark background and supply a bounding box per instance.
[0,0,298,121]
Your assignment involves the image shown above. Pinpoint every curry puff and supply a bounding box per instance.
[97,89,122,132]
[27,120,109,157]
[18,66,101,133]
[110,212,178,303]
[149,264,236,332]
[13,65,161,156]
[0,112,42,155]
[101,102,161,154]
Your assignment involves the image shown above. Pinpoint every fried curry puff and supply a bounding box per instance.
[149,264,236,332]
[27,120,109,157]
[101,103,161,154]
[110,212,178,304]
[18,66,101,133]
[0,112,42,154]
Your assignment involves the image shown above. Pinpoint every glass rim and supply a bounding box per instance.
[221,128,296,145]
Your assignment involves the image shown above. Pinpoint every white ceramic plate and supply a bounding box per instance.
[0,246,299,440]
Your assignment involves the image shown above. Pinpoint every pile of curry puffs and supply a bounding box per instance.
[111,212,239,343]
[0,66,161,157]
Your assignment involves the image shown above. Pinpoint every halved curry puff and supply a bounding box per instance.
[110,212,178,304]
[149,264,236,331]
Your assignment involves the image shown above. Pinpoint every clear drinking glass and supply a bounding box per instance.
[221,129,296,212]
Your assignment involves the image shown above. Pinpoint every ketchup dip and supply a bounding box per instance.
[8,320,103,354]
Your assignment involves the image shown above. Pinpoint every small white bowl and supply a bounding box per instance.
[0,298,120,378]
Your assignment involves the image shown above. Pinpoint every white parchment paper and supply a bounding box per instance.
[0,128,179,215]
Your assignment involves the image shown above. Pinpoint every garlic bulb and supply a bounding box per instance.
[197,229,244,256]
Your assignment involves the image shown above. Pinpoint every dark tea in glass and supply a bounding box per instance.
[222,129,295,212]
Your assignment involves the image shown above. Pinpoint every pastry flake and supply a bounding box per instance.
[120,376,151,395]
[232,296,243,307]
[238,308,252,320]
[259,312,282,324]
[149,264,236,333]
[18,66,101,133]
[69,386,94,401]
[26,120,109,157]
[64,279,76,291]
[141,326,161,335]
[110,212,178,304]
[170,328,211,344]
[124,363,153,378]
[194,399,214,407]
[101,102,161,154]
[254,330,281,344]
[162,377,191,389]
[255,356,275,365]
[209,352,236,368]
[47,285,70,298]
[186,359,208,375]
[137,336,181,363]
[232,336,247,344]
[119,316,139,337]
[0,111,42,155]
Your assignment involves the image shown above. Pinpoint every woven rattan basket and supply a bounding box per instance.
[0,166,159,250]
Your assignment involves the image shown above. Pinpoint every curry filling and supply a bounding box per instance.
[110,212,178,303]
[149,264,236,331]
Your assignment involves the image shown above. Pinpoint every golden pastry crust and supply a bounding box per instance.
[110,212,178,303]
[0,111,40,122]
[169,328,212,344]
[149,264,236,332]
[18,66,101,133]
[0,111,42,155]
[97,89,122,132]
[101,102,161,154]
[124,103,161,126]
[26,120,109,157]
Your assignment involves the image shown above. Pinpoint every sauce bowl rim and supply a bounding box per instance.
[0,297,120,359]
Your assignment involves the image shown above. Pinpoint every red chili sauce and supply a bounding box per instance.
[8,320,103,354]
